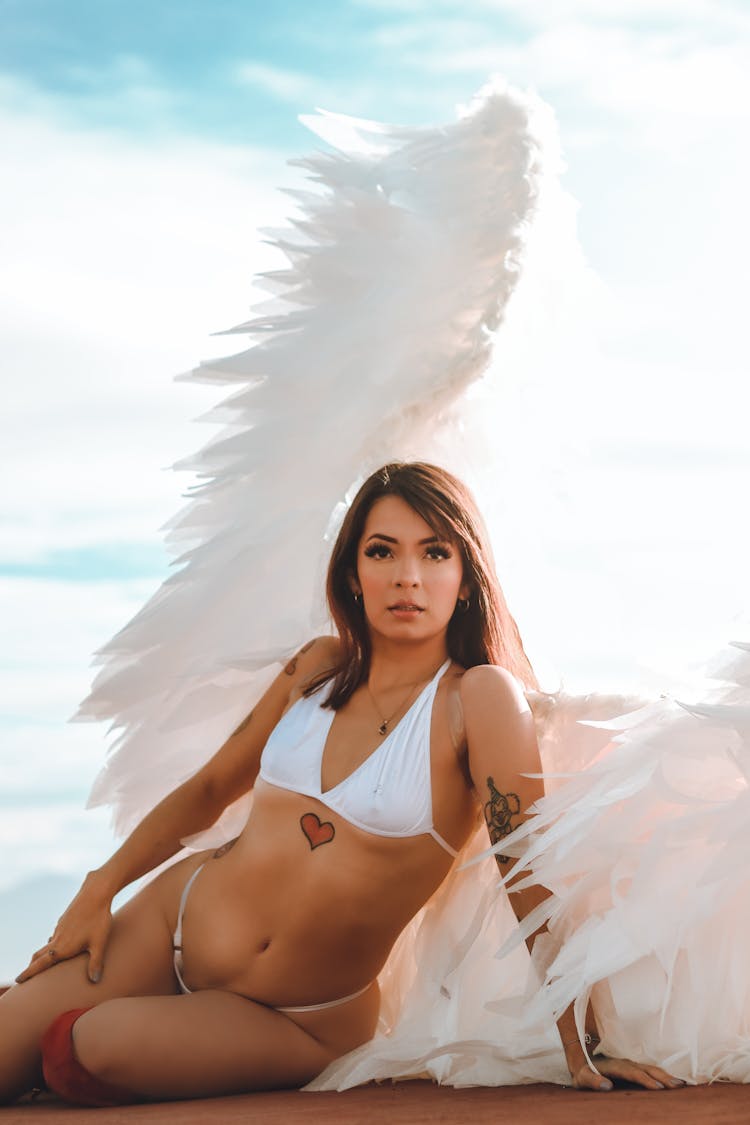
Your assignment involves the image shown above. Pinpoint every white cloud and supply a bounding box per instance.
[0,77,303,558]
[234,60,319,102]
[231,61,386,120]
[479,0,750,34]
[356,0,750,35]
[370,16,489,50]
[508,26,750,126]
[0,60,180,133]
[0,806,117,892]
[357,2,750,140]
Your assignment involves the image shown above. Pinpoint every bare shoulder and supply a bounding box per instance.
[283,635,341,690]
[459,664,530,721]
[460,665,540,790]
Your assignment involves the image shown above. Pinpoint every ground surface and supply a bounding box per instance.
[4,1080,750,1124]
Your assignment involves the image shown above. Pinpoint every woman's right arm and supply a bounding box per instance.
[15,637,339,985]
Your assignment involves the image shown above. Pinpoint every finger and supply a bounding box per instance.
[635,1074,666,1090]
[15,949,57,984]
[87,949,103,984]
[573,1066,613,1092]
[641,1064,685,1089]
[634,1062,688,1089]
[614,1064,667,1091]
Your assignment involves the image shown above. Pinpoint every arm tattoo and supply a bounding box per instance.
[213,837,238,859]
[231,710,254,737]
[284,638,316,675]
[483,776,521,868]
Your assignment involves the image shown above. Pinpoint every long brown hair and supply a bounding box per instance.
[307,461,539,707]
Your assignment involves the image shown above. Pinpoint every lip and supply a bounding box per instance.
[388,602,424,613]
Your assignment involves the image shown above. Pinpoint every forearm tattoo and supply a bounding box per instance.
[300,812,335,850]
[483,776,521,868]
[284,638,315,676]
[213,837,238,859]
[231,709,254,737]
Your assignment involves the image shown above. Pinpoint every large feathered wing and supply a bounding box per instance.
[494,640,750,1082]
[73,79,560,844]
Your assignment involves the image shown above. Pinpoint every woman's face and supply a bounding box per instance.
[353,495,469,644]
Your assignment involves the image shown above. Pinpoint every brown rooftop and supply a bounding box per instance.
[5,1079,749,1124]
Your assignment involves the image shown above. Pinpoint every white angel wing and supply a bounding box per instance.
[73,78,559,844]
[483,641,750,1081]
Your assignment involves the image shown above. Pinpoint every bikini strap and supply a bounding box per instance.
[428,827,459,858]
[425,658,452,696]
[173,863,204,951]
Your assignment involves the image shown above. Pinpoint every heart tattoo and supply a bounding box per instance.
[300,812,335,850]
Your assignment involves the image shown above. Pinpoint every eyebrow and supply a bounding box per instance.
[365,533,447,544]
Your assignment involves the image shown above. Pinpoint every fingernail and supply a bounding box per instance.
[89,971,101,983]
[599,1079,613,1091]
[653,1081,665,1089]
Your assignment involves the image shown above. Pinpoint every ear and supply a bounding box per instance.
[459,581,471,601]
[348,572,361,597]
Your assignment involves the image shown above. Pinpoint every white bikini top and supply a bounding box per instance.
[258,658,458,857]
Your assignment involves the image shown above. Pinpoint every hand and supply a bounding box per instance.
[15,872,113,986]
[570,1054,686,1092]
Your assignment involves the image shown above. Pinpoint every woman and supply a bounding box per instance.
[0,462,680,1105]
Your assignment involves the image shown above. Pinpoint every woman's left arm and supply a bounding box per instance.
[461,665,682,1093]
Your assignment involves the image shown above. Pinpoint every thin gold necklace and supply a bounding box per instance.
[366,665,440,737]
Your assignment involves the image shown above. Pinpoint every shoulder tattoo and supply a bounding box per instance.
[284,638,316,676]
[483,776,521,868]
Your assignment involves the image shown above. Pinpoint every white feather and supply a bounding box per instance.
[490,641,750,1083]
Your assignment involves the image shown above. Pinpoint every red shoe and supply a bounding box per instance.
[40,1007,143,1107]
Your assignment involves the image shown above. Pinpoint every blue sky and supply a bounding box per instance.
[1,0,749,976]
[1,1,529,143]
[4,0,749,306]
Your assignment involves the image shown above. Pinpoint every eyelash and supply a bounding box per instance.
[363,543,452,561]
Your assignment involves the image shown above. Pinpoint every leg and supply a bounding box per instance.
[0,853,207,1104]
[69,987,377,1100]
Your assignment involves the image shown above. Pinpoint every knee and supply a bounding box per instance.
[41,1004,142,1107]
[72,1001,134,1087]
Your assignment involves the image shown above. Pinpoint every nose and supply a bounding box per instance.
[394,555,420,587]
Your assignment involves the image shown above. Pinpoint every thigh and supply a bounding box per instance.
[74,991,340,1099]
[0,852,205,1102]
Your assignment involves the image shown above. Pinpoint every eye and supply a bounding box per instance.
[364,543,392,559]
[425,544,451,561]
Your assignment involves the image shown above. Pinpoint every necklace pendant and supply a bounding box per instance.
[378,720,388,736]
